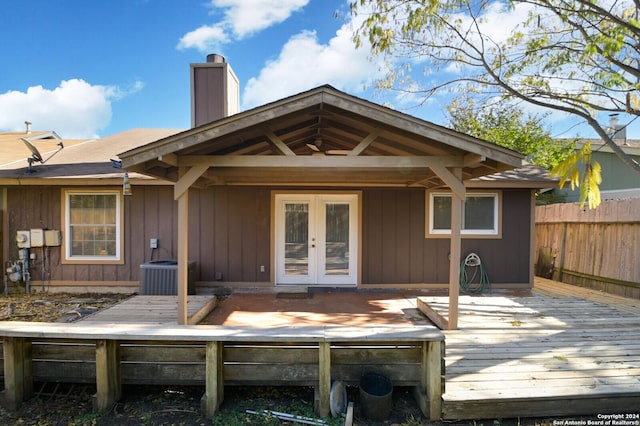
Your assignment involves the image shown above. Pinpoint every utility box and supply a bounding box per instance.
[139,260,196,295]
[44,230,62,246]
[30,229,44,247]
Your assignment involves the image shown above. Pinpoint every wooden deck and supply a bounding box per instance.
[80,295,218,325]
[4,279,639,420]
[418,277,640,419]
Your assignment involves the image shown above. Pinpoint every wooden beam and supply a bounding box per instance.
[348,128,380,156]
[1,337,32,410]
[430,164,466,200]
[265,130,296,156]
[178,155,464,169]
[448,167,463,330]
[416,298,448,330]
[174,164,209,200]
[119,92,324,168]
[158,153,178,167]
[463,153,485,167]
[177,190,189,325]
[202,341,224,418]
[93,339,121,412]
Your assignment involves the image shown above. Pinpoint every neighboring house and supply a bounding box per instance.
[554,122,640,201]
[0,55,555,298]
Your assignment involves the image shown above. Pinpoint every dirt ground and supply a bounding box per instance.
[0,382,435,426]
[0,292,133,322]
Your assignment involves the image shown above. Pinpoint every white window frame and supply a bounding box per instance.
[62,188,124,264]
[426,190,502,238]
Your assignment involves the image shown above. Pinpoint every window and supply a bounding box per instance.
[62,189,123,263]
[427,191,501,237]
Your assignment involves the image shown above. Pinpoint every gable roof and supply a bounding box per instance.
[119,85,526,189]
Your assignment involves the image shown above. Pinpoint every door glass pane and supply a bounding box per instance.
[325,203,349,275]
[284,203,309,275]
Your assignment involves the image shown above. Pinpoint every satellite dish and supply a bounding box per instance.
[21,138,64,173]
[22,138,43,162]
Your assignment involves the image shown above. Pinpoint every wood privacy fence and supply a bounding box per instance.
[535,198,640,299]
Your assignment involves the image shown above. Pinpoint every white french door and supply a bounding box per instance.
[275,194,358,285]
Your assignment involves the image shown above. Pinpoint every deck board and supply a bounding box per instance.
[80,296,217,325]
[418,277,640,419]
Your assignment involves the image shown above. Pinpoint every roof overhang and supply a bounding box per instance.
[119,86,525,191]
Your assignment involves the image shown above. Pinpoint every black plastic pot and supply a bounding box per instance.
[359,372,393,421]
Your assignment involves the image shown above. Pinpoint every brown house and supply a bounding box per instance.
[0,55,554,324]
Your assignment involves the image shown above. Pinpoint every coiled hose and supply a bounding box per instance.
[460,252,490,294]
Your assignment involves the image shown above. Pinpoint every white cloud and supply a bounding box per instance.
[218,0,309,38]
[177,24,229,52]
[177,0,309,52]
[0,79,141,139]
[242,21,384,109]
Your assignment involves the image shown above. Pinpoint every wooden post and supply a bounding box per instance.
[202,341,224,418]
[557,222,568,282]
[174,164,208,325]
[317,342,331,418]
[1,337,32,410]
[426,340,443,420]
[177,190,189,325]
[448,168,464,330]
[414,340,443,420]
[94,339,121,412]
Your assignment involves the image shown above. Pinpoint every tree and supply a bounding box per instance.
[446,97,574,170]
[350,0,640,207]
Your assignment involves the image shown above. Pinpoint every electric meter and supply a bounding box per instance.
[16,230,31,248]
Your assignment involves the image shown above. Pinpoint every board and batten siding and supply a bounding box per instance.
[6,186,178,286]
[5,186,272,287]
[362,188,532,286]
[189,187,271,283]
[6,186,532,288]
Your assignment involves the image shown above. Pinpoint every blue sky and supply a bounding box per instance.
[0,0,389,138]
[0,0,636,141]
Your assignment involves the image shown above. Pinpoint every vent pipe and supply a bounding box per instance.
[207,53,226,64]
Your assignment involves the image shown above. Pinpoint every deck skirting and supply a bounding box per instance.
[0,323,444,420]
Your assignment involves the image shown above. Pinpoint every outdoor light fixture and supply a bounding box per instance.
[123,172,132,196]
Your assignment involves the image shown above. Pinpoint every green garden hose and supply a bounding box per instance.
[460,253,490,294]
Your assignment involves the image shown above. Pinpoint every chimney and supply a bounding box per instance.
[25,120,32,134]
[190,54,240,128]
[608,114,627,144]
